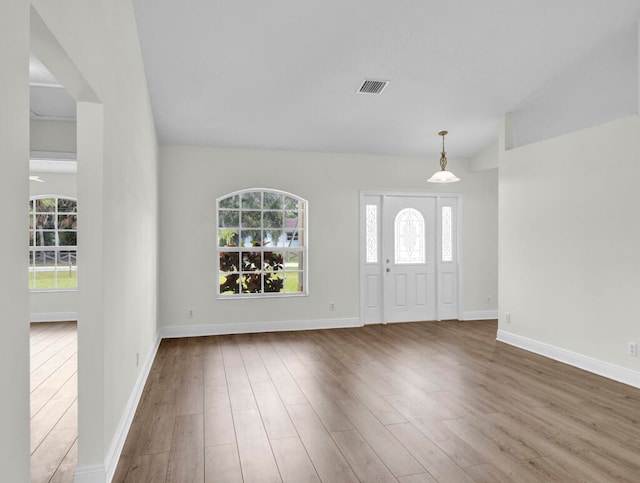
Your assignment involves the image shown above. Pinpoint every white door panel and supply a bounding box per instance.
[366,275,380,309]
[416,274,428,306]
[383,195,436,323]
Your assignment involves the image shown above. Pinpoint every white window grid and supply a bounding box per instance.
[217,189,308,297]
[29,195,78,290]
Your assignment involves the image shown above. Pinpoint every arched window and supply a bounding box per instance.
[217,189,307,297]
[394,208,425,264]
[29,196,77,290]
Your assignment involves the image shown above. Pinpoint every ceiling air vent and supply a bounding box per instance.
[358,79,389,95]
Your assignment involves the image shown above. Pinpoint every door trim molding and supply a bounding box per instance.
[359,191,462,323]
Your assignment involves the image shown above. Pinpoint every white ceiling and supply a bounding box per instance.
[29,54,76,122]
[130,0,640,158]
[31,1,640,160]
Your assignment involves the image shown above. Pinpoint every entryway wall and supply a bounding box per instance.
[158,144,499,334]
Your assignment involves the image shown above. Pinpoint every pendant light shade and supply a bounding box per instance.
[427,130,460,183]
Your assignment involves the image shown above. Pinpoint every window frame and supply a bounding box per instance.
[216,188,308,299]
[29,194,78,292]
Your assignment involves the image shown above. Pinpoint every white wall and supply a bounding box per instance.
[29,1,159,479]
[159,145,498,332]
[469,142,498,171]
[29,170,76,195]
[31,119,76,153]
[499,114,640,383]
[29,171,78,321]
[0,1,31,480]
[511,26,638,148]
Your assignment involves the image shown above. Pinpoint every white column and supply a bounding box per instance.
[76,101,107,478]
[637,19,640,114]
[0,1,31,481]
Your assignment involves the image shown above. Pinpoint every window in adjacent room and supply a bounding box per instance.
[29,196,77,290]
[217,189,307,297]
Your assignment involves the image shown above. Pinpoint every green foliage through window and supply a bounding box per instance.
[217,189,307,297]
[29,196,77,290]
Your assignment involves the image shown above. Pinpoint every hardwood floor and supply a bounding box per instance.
[114,320,640,482]
[30,321,77,483]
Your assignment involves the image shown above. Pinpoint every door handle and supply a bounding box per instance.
[386,267,391,272]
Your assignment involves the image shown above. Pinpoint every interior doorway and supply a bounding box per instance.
[360,192,461,324]
[29,52,78,482]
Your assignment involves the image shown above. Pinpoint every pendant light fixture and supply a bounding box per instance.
[427,130,460,183]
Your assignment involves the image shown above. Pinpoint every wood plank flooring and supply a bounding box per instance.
[114,320,640,482]
[30,321,77,483]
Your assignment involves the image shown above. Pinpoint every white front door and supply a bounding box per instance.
[360,193,460,324]
[382,195,437,323]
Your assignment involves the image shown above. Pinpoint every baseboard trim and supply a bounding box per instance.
[73,464,106,483]
[101,334,161,482]
[497,329,640,389]
[159,317,363,339]
[462,310,498,321]
[30,311,78,322]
